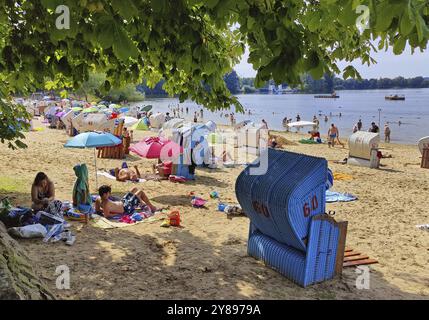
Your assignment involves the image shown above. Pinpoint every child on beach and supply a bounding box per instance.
[95,185,156,218]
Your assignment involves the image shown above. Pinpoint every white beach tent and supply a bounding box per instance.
[162,118,185,130]
[72,113,119,133]
[149,112,165,129]
[418,136,429,155]
[61,110,75,130]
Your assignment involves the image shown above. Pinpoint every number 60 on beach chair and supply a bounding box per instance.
[235,149,348,287]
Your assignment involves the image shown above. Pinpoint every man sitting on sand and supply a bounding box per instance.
[115,165,141,182]
[95,185,157,218]
[308,130,320,141]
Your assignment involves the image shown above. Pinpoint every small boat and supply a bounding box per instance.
[314,92,339,99]
[385,94,405,101]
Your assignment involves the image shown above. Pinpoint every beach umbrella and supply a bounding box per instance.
[64,132,122,189]
[287,121,316,128]
[72,107,83,112]
[121,116,139,128]
[140,105,153,112]
[109,103,120,109]
[130,137,182,160]
[97,104,107,110]
[119,107,130,114]
[82,106,99,113]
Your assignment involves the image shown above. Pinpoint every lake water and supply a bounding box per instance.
[131,88,429,144]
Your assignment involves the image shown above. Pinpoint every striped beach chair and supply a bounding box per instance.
[235,149,347,287]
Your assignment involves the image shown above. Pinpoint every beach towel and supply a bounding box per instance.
[299,139,320,144]
[73,164,92,206]
[326,190,358,203]
[97,171,147,183]
[91,213,163,229]
[333,172,354,181]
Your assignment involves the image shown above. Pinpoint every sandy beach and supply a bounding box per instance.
[1,118,428,300]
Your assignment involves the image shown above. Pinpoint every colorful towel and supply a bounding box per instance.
[97,171,147,183]
[73,164,92,206]
[91,213,163,229]
[333,172,354,181]
[326,190,358,203]
[299,139,320,144]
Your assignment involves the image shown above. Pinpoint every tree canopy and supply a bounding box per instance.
[0,0,428,148]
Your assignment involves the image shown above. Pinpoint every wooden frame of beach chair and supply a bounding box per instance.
[421,147,429,169]
[97,119,125,159]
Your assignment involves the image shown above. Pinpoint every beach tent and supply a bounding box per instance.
[61,110,75,130]
[418,136,429,155]
[73,113,119,133]
[130,137,182,160]
[162,118,185,131]
[131,119,149,131]
[149,112,166,129]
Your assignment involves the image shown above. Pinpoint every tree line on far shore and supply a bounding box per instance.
[138,71,429,96]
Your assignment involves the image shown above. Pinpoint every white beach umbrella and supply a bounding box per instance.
[121,116,139,128]
[287,121,316,128]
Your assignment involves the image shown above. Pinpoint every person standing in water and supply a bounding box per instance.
[384,123,391,143]
[357,119,363,131]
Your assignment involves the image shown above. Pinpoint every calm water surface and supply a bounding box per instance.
[131,88,429,144]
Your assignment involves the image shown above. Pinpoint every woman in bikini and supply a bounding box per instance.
[31,172,55,211]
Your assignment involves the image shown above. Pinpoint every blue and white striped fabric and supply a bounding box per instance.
[326,168,334,190]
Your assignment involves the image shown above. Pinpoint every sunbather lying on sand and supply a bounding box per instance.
[115,165,141,182]
[95,185,156,218]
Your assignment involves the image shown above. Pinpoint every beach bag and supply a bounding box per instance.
[0,205,33,228]
[8,224,47,239]
[46,200,64,217]
[191,197,207,208]
[168,211,181,226]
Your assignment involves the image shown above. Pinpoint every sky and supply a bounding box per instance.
[234,46,429,79]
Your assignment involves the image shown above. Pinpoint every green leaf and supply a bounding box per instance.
[400,10,415,36]
[112,24,140,61]
[111,0,138,20]
[393,36,407,55]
